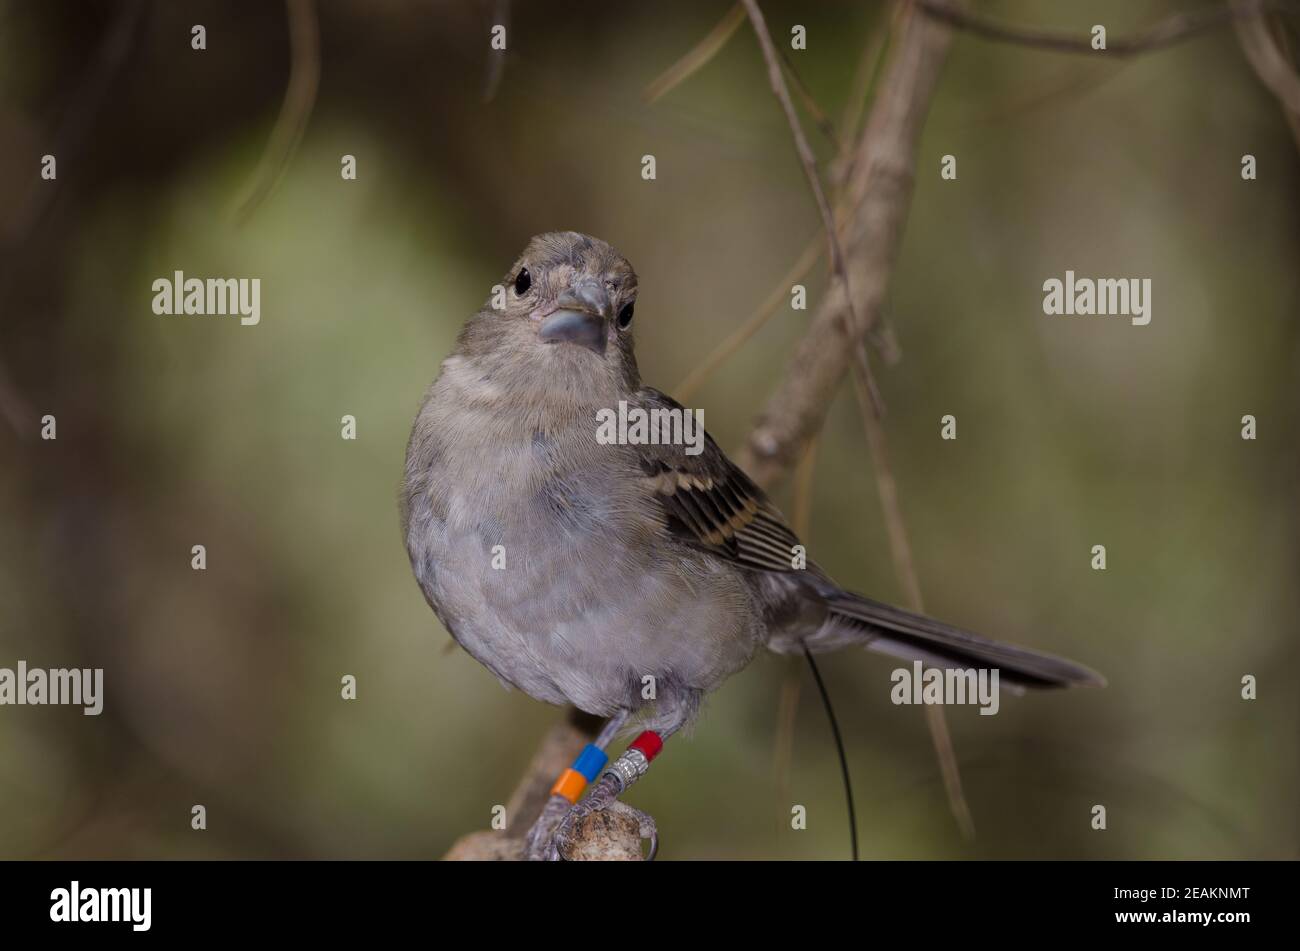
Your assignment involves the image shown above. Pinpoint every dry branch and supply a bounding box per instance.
[674,232,822,402]
[738,0,973,840]
[916,0,1297,57]
[849,344,974,839]
[235,0,320,221]
[1231,0,1300,150]
[645,3,746,103]
[736,2,974,837]
[443,707,651,860]
[741,0,853,290]
[738,0,960,489]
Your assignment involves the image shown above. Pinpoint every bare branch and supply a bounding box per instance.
[833,7,897,188]
[849,344,974,839]
[916,0,1298,58]
[777,46,843,153]
[850,349,922,610]
[645,3,746,103]
[674,233,821,401]
[667,10,899,402]
[770,660,803,840]
[235,0,321,221]
[443,708,651,860]
[791,433,819,539]
[739,0,958,487]
[743,0,973,841]
[502,709,601,834]
[741,0,853,300]
[768,437,821,845]
[1232,0,1300,150]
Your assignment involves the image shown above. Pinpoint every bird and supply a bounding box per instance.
[401,231,1104,859]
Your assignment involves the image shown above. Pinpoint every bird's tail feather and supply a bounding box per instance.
[822,589,1105,690]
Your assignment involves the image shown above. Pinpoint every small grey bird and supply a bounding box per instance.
[402,231,1103,856]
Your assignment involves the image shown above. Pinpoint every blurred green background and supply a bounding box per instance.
[0,0,1296,860]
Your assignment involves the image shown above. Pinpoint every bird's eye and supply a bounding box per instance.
[514,268,531,295]
[617,301,634,329]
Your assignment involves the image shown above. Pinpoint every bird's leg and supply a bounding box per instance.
[522,711,629,860]
[541,728,667,861]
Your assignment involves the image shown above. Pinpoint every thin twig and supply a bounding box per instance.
[791,433,818,539]
[915,0,1298,58]
[1232,0,1300,150]
[958,60,1127,132]
[771,661,802,843]
[833,2,898,188]
[741,0,853,304]
[849,343,975,841]
[674,170,900,401]
[657,6,882,401]
[645,2,746,103]
[674,233,821,401]
[744,0,970,840]
[850,348,921,607]
[235,0,321,222]
[777,46,842,152]
[742,0,881,416]
[739,0,958,486]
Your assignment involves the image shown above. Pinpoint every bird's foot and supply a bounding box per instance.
[523,794,571,860]
[524,727,666,861]
[543,776,657,861]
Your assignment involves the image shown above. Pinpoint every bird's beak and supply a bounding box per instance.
[539,279,609,355]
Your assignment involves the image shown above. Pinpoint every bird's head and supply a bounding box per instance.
[454,232,641,405]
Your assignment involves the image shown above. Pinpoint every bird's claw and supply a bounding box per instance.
[633,805,659,861]
[546,798,657,861]
[523,795,570,861]
[545,797,598,861]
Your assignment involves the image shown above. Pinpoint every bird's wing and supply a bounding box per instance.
[631,395,1105,688]
[632,388,808,575]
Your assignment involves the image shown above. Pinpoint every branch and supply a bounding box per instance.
[777,45,843,153]
[443,708,651,860]
[235,0,321,221]
[770,435,818,841]
[667,9,897,402]
[1231,0,1300,150]
[741,0,853,297]
[833,4,898,189]
[738,0,958,487]
[674,231,821,401]
[744,0,974,841]
[850,344,974,839]
[645,3,746,103]
[915,0,1298,58]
